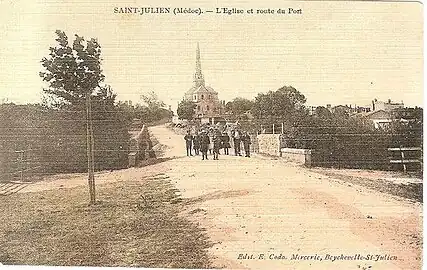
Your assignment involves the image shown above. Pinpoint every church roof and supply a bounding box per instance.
[186,85,217,96]
[206,86,216,92]
[195,85,209,93]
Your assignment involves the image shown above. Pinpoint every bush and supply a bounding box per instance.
[0,103,130,180]
[280,114,422,171]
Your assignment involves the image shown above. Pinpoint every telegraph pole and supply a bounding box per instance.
[86,92,96,204]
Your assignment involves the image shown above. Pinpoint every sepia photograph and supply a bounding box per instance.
[0,0,423,269]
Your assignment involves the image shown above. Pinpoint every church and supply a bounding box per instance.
[183,43,225,124]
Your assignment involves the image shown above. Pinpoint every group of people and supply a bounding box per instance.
[184,129,251,160]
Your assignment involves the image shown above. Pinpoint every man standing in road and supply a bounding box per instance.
[213,131,222,160]
[184,130,193,156]
[221,132,230,155]
[200,131,210,160]
[233,129,242,156]
[193,132,201,155]
[242,132,251,158]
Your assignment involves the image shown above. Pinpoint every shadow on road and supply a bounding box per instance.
[184,189,251,205]
[137,156,185,167]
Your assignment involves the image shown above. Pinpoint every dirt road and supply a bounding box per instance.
[149,125,422,270]
[14,125,422,269]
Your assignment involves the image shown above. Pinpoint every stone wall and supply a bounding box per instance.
[128,125,155,167]
[257,134,312,167]
[256,134,281,156]
[280,148,312,167]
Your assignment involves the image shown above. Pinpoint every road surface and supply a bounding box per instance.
[14,124,422,269]
[149,125,422,270]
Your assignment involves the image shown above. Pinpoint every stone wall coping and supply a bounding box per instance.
[257,134,281,138]
[281,148,312,155]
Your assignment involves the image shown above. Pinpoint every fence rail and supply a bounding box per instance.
[388,147,422,173]
[0,148,42,182]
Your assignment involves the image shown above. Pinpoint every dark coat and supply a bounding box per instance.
[243,134,251,145]
[193,135,201,147]
[213,136,222,151]
[221,134,231,148]
[184,134,193,146]
[200,134,210,152]
[242,135,251,151]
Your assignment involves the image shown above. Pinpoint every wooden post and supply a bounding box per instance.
[86,93,96,204]
[16,150,24,182]
[272,124,275,134]
[19,151,23,182]
[281,123,284,134]
[89,94,96,203]
[400,145,406,173]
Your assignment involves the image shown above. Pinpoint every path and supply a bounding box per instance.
[150,125,422,270]
[11,124,422,269]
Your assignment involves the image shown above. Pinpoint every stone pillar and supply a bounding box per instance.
[304,150,312,167]
[128,152,137,167]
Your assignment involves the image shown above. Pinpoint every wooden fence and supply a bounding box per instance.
[388,147,422,173]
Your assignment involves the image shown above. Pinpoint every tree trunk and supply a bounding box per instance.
[86,93,96,204]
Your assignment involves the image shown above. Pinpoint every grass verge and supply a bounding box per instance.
[318,171,423,203]
[0,175,213,268]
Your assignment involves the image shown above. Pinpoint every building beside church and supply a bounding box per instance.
[183,43,225,124]
[370,99,404,112]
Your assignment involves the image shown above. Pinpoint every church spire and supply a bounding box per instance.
[196,42,201,73]
[194,42,205,87]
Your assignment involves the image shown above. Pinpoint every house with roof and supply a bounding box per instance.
[362,110,393,129]
[352,109,398,129]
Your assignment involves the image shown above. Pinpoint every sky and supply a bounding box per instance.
[0,0,423,111]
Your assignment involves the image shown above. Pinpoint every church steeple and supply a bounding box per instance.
[194,42,205,87]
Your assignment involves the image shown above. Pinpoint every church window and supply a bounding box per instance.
[197,105,200,111]
[201,94,204,100]
[207,105,209,111]
[193,95,197,101]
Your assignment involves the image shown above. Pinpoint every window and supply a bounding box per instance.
[201,94,204,100]
[209,95,211,99]
[193,95,197,101]
[197,105,200,111]
[207,105,209,111]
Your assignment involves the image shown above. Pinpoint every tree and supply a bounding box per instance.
[177,100,196,120]
[138,91,172,123]
[225,97,254,116]
[314,106,333,120]
[141,91,166,109]
[251,85,307,131]
[40,30,105,108]
[388,107,423,147]
[332,106,350,119]
[40,30,107,204]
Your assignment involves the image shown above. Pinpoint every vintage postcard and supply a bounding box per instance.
[0,0,423,269]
